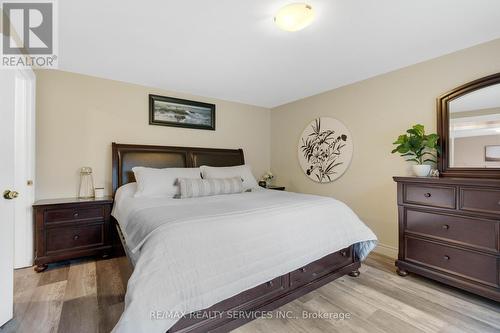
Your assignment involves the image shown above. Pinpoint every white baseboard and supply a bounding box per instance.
[372,243,398,259]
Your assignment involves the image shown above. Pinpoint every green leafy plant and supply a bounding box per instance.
[391,124,440,165]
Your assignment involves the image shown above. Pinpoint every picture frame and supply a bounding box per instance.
[485,145,500,161]
[149,94,216,130]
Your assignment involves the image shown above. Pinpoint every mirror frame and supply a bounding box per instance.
[437,72,500,178]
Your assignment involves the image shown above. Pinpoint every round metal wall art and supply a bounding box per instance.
[298,117,353,183]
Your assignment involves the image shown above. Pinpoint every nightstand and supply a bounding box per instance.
[260,185,285,191]
[33,197,113,272]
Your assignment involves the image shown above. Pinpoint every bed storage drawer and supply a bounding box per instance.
[206,275,286,312]
[403,184,456,209]
[405,237,498,287]
[405,209,499,252]
[169,245,360,333]
[170,275,287,332]
[290,247,353,288]
[460,187,500,215]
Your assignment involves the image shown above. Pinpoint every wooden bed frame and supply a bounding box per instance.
[111,142,361,333]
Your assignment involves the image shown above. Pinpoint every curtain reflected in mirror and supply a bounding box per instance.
[449,83,500,168]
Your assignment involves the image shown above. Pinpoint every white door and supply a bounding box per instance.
[0,68,34,326]
[14,70,36,269]
[0,70,17,326]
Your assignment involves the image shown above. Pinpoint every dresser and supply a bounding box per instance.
[394,177,500,302]
[33,197,114,272]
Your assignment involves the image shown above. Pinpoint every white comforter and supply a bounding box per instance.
[111,184,377,333]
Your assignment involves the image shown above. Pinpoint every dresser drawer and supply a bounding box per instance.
[46,224,105,254]
[45,206,105,224]
[403,184,456,209]
[460,187,500,214]
[405,237,498,287]
[290,247,352,288]
[405,209,499,252]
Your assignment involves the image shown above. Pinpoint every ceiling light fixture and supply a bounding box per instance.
[274,3,315,32]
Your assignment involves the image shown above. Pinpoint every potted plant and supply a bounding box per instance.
[391,124,440,177]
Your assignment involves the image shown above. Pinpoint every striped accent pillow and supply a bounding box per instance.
[178,177,244,198]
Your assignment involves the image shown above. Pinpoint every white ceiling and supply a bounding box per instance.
[58,0,500,108]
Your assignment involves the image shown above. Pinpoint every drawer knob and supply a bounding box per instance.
[73,212,79,218]
[442,224,450,230]
[267,280,274,287]
[424,192,432,198]
[340,250,347,257]
[73,235,80,241]
[300,267,306,273]
[443,255,450,261]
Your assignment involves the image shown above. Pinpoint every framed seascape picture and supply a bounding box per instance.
[485,145,500,161]
[149,94,216,130]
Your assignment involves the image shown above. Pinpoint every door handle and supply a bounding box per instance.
[3,190,19,200]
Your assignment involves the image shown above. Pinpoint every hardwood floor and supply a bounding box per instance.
[1,253,498,333]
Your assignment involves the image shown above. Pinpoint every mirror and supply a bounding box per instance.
[438,73,500,178]
[449,83,500,168]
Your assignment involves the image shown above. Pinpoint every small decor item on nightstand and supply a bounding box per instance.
[260,171,275,187]
[78,167,95,198]
[430,169,440,177]
[391,124,441,177]
[94,187,104,198]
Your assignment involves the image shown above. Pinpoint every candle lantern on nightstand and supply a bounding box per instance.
[78,167,95,198]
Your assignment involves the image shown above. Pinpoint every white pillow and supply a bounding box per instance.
[178,177,244,198]
[132,167,201,198]
[200,165,258,191]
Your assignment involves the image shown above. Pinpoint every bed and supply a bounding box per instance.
[110,143,377,333]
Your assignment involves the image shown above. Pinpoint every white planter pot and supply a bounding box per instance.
[412,164,431,177]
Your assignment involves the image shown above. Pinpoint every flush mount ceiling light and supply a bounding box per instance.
[274,3,315,32]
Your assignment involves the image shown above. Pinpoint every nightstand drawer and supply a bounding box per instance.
[403,184,456,209]
[46,224,105,254]
[45,206,104,224]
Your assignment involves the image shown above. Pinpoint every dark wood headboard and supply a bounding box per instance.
[111,143,245,195]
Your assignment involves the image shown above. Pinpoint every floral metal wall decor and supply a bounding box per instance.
[298,117,353,183]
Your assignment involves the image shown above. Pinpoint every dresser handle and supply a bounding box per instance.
[300,267,306,273]
[267,280,274,287]
[73,212,79,218]
[443,255,450,261]
[340,250,347,257]
[73,235,80,241]
[442,224,449,230]
[424,193,432,198]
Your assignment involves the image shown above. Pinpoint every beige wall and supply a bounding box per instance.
[270,38,500,257]
[35,70,271,199]
[35,39,500,255]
